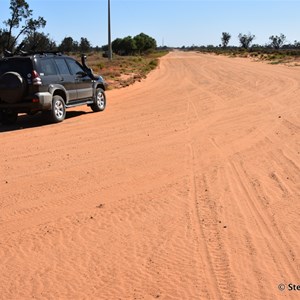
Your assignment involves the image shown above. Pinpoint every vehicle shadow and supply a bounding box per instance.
[0,111,90,133]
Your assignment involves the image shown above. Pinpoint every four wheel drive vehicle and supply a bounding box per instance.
[0,51,107,124]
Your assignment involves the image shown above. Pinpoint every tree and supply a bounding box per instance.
[110,36,136,55]
[110,33,156,56]
[269,34,286,50]
[238,33,255,49]
[59,37,77,52]
[79,37,91,53]
[108,33,157,55]
[134,33,157,54]
[3,0,31,50]
[221,32,231,48]
[111,38,122,54]
[0,29,12,53]
[22,32,56,52]
[3,0,46,51]
[119,36,136,55]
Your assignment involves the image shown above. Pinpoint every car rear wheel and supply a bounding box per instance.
[91,88,106,112]
[50,95,66,123]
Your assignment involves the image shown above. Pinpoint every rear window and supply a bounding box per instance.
[0,58,32,77]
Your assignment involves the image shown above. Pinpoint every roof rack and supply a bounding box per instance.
[28,51,64,56]
[2,50,64,57]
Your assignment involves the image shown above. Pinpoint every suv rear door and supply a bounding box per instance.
[0,57,35,100]
[37,57,59,87]
[53,58,77,101]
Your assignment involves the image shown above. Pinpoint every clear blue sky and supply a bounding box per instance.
[1,0,300,47]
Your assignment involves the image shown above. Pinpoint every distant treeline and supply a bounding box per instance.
[181,46,300,60]
[180,32,300,56]
[0,31,158,56]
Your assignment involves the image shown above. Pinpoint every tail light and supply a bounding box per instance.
[32,70,42,85]
[32,97,39,103]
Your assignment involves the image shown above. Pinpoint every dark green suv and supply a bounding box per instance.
[0,52,107,124]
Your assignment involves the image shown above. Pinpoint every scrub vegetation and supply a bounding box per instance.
[182,32,300,66]
[72,51,168,89]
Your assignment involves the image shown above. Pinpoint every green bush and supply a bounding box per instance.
[149,59,158,67]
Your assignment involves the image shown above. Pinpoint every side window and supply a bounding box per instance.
[54,58,70,75]
[66,59,84,75]
[39,58,57,76]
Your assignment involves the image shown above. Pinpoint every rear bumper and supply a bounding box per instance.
[0,92,52,112]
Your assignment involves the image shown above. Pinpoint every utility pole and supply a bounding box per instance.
[108,0,112,60]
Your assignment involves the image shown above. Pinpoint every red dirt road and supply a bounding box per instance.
[1,52,300,299]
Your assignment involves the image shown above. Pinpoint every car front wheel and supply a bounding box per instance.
[91,88,106,112]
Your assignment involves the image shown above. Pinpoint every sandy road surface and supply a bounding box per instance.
[0,52,300,299]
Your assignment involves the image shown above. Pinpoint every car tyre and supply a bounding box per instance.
[50,95,66,123]
[91,88,106,112]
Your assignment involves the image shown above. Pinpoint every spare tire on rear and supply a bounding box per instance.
[0,72,27,103]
